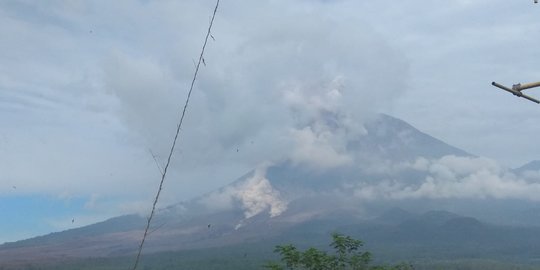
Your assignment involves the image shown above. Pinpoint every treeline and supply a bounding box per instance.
[6,234,540,270]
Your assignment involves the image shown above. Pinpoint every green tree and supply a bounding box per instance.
[265,233,413,270]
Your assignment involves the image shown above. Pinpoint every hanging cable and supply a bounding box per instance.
[131,1,220,269]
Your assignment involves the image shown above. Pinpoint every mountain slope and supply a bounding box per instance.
[351,114,470,160]
[0,114,504,267]
[514,160,540,174]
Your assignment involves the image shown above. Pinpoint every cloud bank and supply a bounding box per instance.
[354,155,540,201]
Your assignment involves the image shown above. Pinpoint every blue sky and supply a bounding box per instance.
[0,195,85,242]
[0,0,539,243]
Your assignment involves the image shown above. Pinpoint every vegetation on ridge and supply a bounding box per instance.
[264,233,413,270]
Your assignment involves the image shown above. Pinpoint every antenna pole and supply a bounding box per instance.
[492,81,540,104]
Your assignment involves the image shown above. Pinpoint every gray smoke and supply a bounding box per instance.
[104,0,409,194]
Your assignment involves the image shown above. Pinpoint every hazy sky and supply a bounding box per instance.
[0,0,539,243]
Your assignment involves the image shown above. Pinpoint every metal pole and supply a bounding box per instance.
[513,81,540,91]
[492,81,540,104]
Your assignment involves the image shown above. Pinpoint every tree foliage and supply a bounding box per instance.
[265,233,413,270]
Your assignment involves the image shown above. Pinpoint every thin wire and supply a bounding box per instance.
[130,1,220,269]
[148,149,164,175]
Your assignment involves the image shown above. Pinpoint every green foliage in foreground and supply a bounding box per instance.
[264,233,413,270]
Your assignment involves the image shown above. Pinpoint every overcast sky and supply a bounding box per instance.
[0,0,539,243]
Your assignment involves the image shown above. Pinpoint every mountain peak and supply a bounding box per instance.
[349,114,470,162]
[420,210,461,224]
[373,207,416,225]
[514,160,540,173]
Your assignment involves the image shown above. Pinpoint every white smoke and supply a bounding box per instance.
[102,0,409,194]
[289,126,353,169]
[233,166,288,218]
[199,165,287,219]
[354,155,540,201]
[284,77,366,169]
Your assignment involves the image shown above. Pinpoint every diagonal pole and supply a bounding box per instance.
[130,1,220,269]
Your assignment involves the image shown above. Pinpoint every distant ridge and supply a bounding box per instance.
[373,207,416,225]
[2,114,529,268]
[514,160,540,173]
[354,114,471,160]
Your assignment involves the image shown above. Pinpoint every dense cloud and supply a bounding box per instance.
[354,156,540,201]
[104,0,409,193]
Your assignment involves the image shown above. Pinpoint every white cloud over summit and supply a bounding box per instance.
[285,76,365,168]
[104,0,409,194]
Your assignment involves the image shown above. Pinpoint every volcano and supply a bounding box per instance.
[2,114,540,268]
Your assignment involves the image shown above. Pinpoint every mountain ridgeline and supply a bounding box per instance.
[1,114,540,269]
